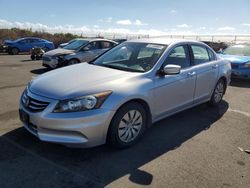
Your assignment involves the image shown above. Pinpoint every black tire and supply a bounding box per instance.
[107,102,147,148]
[11,48,19,55]
[31,55,35,60]
[209,79,226,106]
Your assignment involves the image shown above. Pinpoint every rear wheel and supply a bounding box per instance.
[107,102,147,148]
[11,48,19,55]
[209,79,226,106]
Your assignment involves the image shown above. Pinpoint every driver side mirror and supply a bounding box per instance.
[162,64,181,75]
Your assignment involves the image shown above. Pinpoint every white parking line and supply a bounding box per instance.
[228,108,250,118]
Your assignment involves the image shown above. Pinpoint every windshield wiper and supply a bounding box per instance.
[100,64,144,73]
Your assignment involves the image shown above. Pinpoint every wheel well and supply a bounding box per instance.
[11,47,19,51]
[119,99,152,128]
[69,58,80,63]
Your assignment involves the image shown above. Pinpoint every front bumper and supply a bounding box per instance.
[231,69,250,79]
[19,90,115,148]
[42,57,58,69]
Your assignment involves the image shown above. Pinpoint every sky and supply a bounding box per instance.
[0,0,250,36]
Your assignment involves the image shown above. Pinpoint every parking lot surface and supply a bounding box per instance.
[0,54,249,188]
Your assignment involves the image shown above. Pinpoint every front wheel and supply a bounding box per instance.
[11,48,19,55]
[209,79,226,106]
[67,59,80,66]
[31,55,35,60]
[107,102,147,148]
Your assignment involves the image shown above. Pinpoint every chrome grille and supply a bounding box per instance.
[22,90,49,112]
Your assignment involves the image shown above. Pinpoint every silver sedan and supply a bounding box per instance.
[19,38,231,148]
[42,38,117,68]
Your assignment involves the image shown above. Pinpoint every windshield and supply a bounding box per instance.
[63,40,89,50]
[223,45,250,56]
[93,42,167,72]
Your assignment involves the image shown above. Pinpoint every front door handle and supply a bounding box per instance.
[188,71,196,76]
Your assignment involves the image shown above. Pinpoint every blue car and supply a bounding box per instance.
[4,37,55,55]
[219,44,250,79]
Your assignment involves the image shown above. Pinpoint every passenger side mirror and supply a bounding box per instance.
[162,64,181,75]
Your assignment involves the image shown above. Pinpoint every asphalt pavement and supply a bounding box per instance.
[0,54,249,188]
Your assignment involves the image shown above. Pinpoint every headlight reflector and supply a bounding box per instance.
[53,91,112,113]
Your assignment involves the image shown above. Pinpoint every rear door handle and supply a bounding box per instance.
[212,64,218,69]
[188,71,196,76]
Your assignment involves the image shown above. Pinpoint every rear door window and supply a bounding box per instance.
[207,48,216,61]
[191,45,210,65]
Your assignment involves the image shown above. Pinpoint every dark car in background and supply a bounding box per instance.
[218,43,250,79]
[0,43,8,53]
[202,41,228,52]
[4,37,54,55]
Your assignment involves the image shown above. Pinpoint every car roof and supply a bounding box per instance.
[73,38,117,43]
[128,38,204,46]
[16,37,45,41]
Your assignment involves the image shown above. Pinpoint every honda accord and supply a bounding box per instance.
[19,38,231,148]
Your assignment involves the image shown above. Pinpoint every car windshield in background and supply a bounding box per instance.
[223,45,250,56]
[63,40,88,50]
[93,42,167,72]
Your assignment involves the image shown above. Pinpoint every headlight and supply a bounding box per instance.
[243,62,250,68]
[53,91,112,113]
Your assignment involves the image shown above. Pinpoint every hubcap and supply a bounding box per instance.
[214,82,224,103]
[118,110,143,143]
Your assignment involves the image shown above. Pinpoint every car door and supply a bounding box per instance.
[24,39,34,51]
[78,41,101,62]
[153,44,197,119]
[31,39,43,48]
[17,39,30,52]
[189,44,219,103]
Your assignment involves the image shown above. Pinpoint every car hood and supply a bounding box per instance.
[59,43,68,47]
[44,48,74,57]
[29,63,135,100]
[219,54,250,64]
